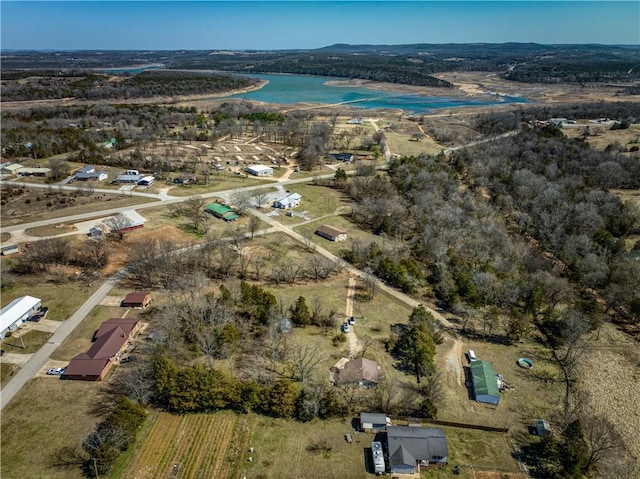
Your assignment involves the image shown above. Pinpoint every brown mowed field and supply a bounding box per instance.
[120,411,250,479]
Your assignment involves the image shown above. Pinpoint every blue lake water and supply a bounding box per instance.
[222,73,528,114]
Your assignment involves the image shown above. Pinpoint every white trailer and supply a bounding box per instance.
[372,441,385,475]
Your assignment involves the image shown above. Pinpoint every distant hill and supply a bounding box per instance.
[2,43,639,86]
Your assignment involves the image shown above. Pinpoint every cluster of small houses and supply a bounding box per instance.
[0,292,151,381]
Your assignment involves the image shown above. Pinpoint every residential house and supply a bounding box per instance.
[121,292,152,309]
[74,166,108,182]
[63,317,141,381]
[316,225,347,242]
[387,426,448,474]
[206,203,238,222]
[332,357,382,387]
[330,153,354,163]
[115,173,143,183]
[1,295,42,339]
[470,360,500,405]
[274,192,302,209]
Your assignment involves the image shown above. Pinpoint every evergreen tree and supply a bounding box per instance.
[290,296,311,327]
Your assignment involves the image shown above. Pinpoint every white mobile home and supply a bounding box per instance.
[246,165,273,177]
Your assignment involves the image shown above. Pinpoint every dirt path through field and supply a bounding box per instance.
[344,276,362,358]
[445,336,464,387]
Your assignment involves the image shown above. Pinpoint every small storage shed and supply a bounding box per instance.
[1,245,20,256]
[360,412,390,432]
[470,360,500,405]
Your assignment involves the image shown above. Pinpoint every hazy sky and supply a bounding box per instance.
[1,1,639,50]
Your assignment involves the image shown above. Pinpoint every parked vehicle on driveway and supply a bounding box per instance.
[46,367,65,375]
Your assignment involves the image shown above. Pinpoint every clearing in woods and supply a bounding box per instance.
[123,411,249,479]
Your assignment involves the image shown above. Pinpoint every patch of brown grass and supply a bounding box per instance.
[578,341,640,459]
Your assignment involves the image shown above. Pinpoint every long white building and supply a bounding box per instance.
[0,296,42,338]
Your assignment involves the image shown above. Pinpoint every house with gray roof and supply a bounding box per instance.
[387,426,448,474]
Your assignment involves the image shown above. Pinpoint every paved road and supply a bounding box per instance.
[0,272,123,410]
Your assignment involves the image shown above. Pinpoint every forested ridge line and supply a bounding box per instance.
[3,43,639,87]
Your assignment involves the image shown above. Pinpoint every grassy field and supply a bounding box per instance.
[0,187,157,227]
[25,223,78,237]
[166,174,276,196]
[293,214,381,257]
[0,329,53,355]
[384,129,443,157]
[271,181,351,225]
[435,335,564,434]
[117,411,250,479]
[1,377,108,479]
[1,363,19,388]
[561,122,640,151]
[0,271,100,322]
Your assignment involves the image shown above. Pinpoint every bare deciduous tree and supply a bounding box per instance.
[285,341,326,383]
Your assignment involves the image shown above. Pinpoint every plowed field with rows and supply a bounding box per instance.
[125,411,250,479]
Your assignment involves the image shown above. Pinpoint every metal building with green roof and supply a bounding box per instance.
[206,203,239,222]
[470,360,500,405]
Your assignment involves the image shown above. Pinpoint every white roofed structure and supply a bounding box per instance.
[1,295,42,338]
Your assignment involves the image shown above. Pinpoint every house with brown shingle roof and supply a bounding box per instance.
[63,317,140,381]
[332,357,383,388]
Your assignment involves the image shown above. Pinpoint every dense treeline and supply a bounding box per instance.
[473,102,640,135]
[340,126,639,335]
[0,70,259,102]
[3,44,639,84]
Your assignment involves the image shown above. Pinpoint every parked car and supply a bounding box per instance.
[348,316,356,325]
[342,323,350,333]
[46,367,65,375]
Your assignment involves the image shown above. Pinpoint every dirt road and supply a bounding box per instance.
[344,276,362,358]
